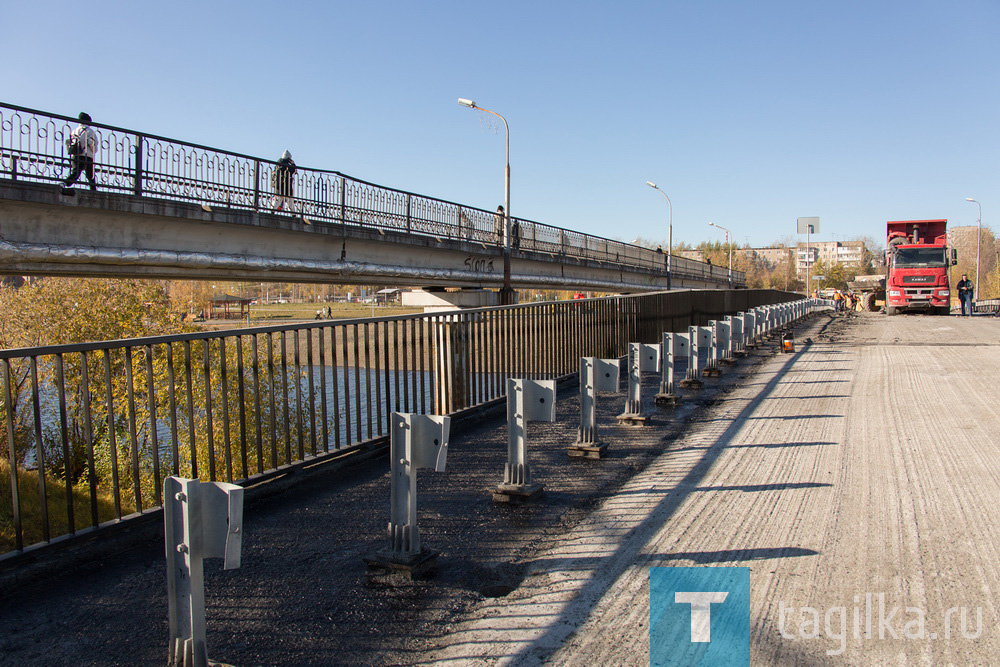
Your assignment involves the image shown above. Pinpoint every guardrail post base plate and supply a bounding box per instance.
[492,483,545,504]
[615,413,651,427]
[567,442,608,459]
[364,548,439,580]
[654,392,679,406]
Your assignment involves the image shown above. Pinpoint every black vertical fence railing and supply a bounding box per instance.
[0,290,792,558]
[0,101,742,286]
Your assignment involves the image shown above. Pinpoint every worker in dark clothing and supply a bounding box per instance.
[957,274,974,316]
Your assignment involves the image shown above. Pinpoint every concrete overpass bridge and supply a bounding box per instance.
[0,102,743,298]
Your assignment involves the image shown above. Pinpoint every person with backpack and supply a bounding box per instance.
[272,150,297,212]
[62,112,99,193]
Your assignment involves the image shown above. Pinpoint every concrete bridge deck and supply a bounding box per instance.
[1,311,997,665]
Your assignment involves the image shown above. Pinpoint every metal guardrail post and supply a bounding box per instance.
[11,155,18,181]
[366,413,449,575]
[618,342,659,425]
[655,332,684,405]
[717,319,734,364]
[729,314,744,356]
[406,194,412,233]
[680,326,704,389]
[568,356,620,459]
[164,476,244,667]
[744,310,757,349]
[694,326,717,378]
[494,378,555,503]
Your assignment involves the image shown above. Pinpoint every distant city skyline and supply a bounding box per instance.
[2,1,996,248]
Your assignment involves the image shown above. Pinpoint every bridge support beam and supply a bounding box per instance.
[403,288,500,313]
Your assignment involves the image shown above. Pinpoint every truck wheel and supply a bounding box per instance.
[862,293,877,312]
[886,307,898,316]
[936,306,951,316]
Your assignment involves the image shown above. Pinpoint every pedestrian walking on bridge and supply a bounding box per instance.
[272,150,297,212]
[494,205,505,246]
[62,112,99,194]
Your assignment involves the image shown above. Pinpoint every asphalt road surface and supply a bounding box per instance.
[1,310,997,665]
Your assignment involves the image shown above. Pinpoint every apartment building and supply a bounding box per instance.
[796,240,865,275]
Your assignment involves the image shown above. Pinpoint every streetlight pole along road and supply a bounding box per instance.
[645,181,672,289]
[458,98,514,305]
[708,221,733,288]
[966,197,982,303]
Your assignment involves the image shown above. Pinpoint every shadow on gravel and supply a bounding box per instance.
[669,440,838,453]
[694,482,832,492]
[749,413,844,420]
[727,441,838,449]
[653,547,820,563]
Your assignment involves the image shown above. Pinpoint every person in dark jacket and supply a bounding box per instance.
[494,205,505,246]
[957,274,974,316]
[272,150,297,212]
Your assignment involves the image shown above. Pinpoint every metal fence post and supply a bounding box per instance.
[252,159,260,210]
[680,326,703,389]
[365,413,449,575]
[568,356,619,459]
[339,175,347,224]
[494,378,555,503]
[433,315,471,414]
[133,134,144,196]
[703,323,722,377]
[618,342,658,425]
[717,319,734,365]
[655,331,682,405]
[164,476,243,667]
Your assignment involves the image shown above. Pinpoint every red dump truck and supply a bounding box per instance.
[885,219,957,316]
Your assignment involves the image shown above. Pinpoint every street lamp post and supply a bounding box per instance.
[458,98,514,305]
[707,222,733,288]
[965,197,982,302]
[645,181,672,289]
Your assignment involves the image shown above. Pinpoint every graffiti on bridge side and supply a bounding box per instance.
[464,256,496,273]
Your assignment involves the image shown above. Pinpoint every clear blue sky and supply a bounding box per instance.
[4,0,997,248]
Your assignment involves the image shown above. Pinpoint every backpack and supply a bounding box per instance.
[68,129,86,156]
